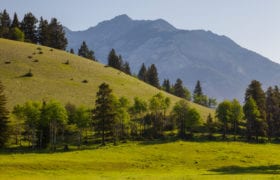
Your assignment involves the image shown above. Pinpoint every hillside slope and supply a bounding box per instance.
[0,38,213,119]
[66,15,280,101]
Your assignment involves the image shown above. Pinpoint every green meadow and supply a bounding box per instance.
[0,38,213,120]
[1,141,280,179]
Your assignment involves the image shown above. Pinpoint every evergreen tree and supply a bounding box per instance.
[78,41,95,60]
[216,100,232,139]
[193,80,208,106]
[108,49,121,69]
[93,83,117,145]
[265,86,280,140]
[11,12,20,28]
[173,78,186,98]
[205,113,216,139]
[0,9,11,38]
[138,63,147,82]
[21,12,38,43]
[47,18,68,50]
[123,61,131,75]
[245,80,267,138]
[70,48,75,54]
[162,79,171,93]
[243,97,265,141]
[193,80,203,97]
[0,81,9,147]
[37,17,49,45]
[147,64,160,88]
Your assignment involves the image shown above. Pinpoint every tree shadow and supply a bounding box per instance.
[210,165,280,174]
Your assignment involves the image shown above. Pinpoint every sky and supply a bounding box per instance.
[2,0,280,63]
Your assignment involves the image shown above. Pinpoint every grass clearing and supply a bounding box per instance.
[0,38,213,120]
[1,141,280,179]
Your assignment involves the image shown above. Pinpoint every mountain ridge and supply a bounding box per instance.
[65,14,280,101]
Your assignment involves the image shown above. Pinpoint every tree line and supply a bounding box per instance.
[216,80,280,142]
[0,9,67,50]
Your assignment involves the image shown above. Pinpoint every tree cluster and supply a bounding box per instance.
[78,41,96,61]
[137,63,160,88]
[0,9,67,50]
[107,49,131,75]
[216,80,280,142]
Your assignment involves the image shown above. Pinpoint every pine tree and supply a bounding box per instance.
[37,17,49,45]
[243,97,265,142]
[78,41,95,60]
[47,18,68,50]
[108,49,121,69]
[231,99,243,141]
[138,63,147,82]
[173,78,186,98]
[0,81,9,147]
[193,80,207,106]
[193,80,203,97]
[123,61,131,75]
[245,80,267,138]
[93,83,117,145]
[162,79,171,93]
[11,13,20,28]
[70,48,75,54]
[0,9,11,38]
[147,64,160,88]
[21,12,38,43]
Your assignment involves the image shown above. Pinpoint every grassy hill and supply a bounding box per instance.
[1,141,280,179]
[0,38,213,119]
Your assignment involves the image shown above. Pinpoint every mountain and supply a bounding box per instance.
[0,38,213,120]
[65,14,280,101]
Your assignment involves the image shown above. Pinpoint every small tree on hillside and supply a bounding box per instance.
[138,63,147,82]
[147,64,160,88]
[216,100,232,139]
[21,12,38,43]
[78,41,95,60]
[108,49,121,69]
[0,9,11,38]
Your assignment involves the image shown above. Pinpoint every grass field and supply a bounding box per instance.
[0,38,213,120]
[1,141,280,179]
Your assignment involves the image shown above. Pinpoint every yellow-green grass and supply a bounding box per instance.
[0,38,213,120]
[1,141,280,179]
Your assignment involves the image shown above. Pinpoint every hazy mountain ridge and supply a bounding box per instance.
[65,14,280,101]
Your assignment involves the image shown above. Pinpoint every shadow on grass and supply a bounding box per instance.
[210,165,280,174]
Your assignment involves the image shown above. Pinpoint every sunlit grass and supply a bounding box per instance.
[1,141,280,179]
[0,38,213,120]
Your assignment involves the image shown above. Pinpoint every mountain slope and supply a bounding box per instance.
[65,15,280,101]
[0,38,213,119]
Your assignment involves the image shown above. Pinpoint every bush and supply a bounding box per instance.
[27,56,32,59]
[33,59,39,63]
[64,60,70,65]
[4,61,11,64]
[82,80,88,83]
[22,69,33,77]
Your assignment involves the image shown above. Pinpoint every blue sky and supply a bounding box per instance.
[2,0,280,63]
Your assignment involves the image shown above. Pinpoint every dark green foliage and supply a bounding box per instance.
[108,49,121,69]
[193,80,208,106]
[173,78,190,100]
[231,99,243,140]
[78,41,95,60]
[70,48,75,54]
[162,79,171,93]
[21,12,38,43]
[11,13,20,28]
[245,80,266,120]
[47,18,68,50]
[37,17,49,46]
[23,69,33,77]
[244,80,267,140]
[243,97,265,141]
[93,83,117,145]
[194,80,203,97]
[147,64,160,88]
[0,9,11,38]
[123,61,131,75]
[205,113,216,139]
[172,100,201,139]
[138,63,147,82]
[0,81,9,147]
[265,86,280,140]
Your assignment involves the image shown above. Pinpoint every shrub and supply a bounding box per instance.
[82,80,88,83]
[64,60,70,65]
[4,61,11,64]
[27,56,32,59]
[33,59,39,62]
[22,69,33,77]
